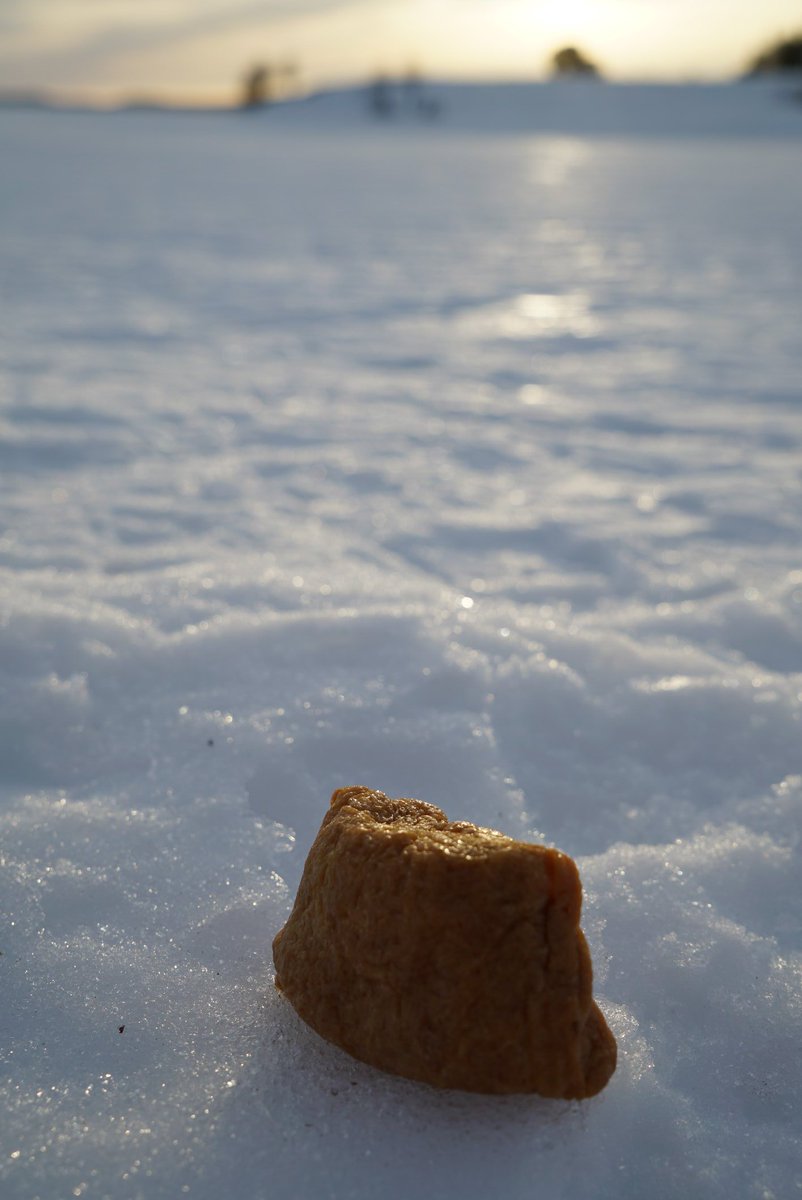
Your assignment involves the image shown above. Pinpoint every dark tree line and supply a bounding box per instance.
[240,62,298,108]
[747,33,802,74]
[550,46,600,77]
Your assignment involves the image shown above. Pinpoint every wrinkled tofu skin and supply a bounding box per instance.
[273,786,617,1098]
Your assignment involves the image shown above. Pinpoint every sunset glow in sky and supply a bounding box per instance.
[1,0,801,103]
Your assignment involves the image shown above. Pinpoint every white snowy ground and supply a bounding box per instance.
[1,85,801,1200]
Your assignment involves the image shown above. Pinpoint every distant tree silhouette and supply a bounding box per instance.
[403,65,422,96]
[277,61,299,95]
[747,33,802,74]
[240,61,298,109]
[367,75,395,118]
[550,46,600,77]
[241,64,272,108]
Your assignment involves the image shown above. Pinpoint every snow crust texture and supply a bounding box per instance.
[1,103,801,1199]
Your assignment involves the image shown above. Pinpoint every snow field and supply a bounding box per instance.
[1,100,801,1198]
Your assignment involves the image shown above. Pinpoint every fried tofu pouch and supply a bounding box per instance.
[273,786,616,1098]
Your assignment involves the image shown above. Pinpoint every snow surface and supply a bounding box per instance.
[1,88,801,1199]
[280,78,802,138]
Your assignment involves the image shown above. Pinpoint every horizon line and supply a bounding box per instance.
[0,71,785,113]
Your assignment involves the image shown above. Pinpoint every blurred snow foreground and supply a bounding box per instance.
[1,88,801,1200]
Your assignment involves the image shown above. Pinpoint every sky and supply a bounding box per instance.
[1,0,801,104]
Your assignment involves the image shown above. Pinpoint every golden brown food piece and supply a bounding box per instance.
[273,786,616,1098]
